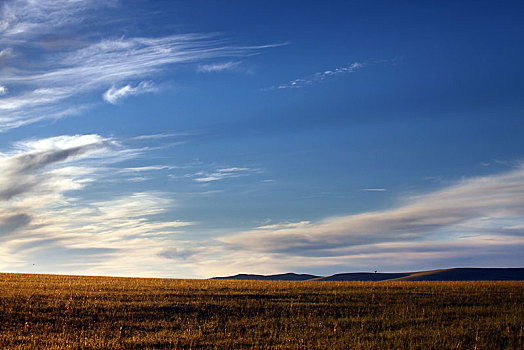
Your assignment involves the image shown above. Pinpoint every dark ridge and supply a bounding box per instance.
[212,273,320,281]
[315,273,411,281]
[212,268,524,281]
[393,268,524,281]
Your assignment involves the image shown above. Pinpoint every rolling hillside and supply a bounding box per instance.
[212,272,320,281]
[214,268,524,281]
[389,268,524,281]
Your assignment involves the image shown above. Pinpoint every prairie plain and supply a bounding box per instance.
[0,273,522,349]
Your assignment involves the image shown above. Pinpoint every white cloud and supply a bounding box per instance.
[362,188,387,192]
[216,167,250,172]
[0,134,109,201]
[193,167,254,182]
[256,221,311,230]
[264,62,364,90]
[0,85,7,95]
[121,165,175,173]
[0,48,12,64]
[102,81,156,104]
[132,132,194,140]
[127,176,151,182]
[13,134,108,153]
[197,61,241,72]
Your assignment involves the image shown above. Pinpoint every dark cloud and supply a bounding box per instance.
[0,140,105,200]
[0,213,31,236]
[160,247,199,260]
[0,182,36,201]
[12,143,101,174]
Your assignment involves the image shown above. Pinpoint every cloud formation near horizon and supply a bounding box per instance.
[2,134,523,278]
[0,134,193,276]
[154,164,524,278]
[220,165,524,255]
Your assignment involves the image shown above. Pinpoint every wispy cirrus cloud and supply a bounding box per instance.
[256,221,311,230]
[131,132,199,141]
[120,165,175,173]
[0,0,115,40]
[103,81,156,104]
[197,61,241,73]
[264,62,364,90]
[0,0,282,131]
[192,167,255,182]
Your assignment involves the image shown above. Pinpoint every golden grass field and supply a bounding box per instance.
[0,273,522,349]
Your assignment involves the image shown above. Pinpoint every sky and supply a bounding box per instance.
[0,0,523,278]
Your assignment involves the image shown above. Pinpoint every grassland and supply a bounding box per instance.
[0,273,522,349]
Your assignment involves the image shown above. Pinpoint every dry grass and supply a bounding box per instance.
[0,273,522,349]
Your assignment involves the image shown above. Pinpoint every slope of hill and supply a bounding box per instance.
[315,272,410,281]
[212,273,320,281]
[213,268,524,281]
[390,268,524,281]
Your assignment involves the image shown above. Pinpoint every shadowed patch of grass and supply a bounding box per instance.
[0,273,522,349]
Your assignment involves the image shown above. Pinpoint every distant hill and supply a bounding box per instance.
[212,268,524,281]
[315,273,411,281]
[212,273,320,281]
[390,268,524,281]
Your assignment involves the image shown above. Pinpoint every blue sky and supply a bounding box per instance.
[0,0,523,278]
